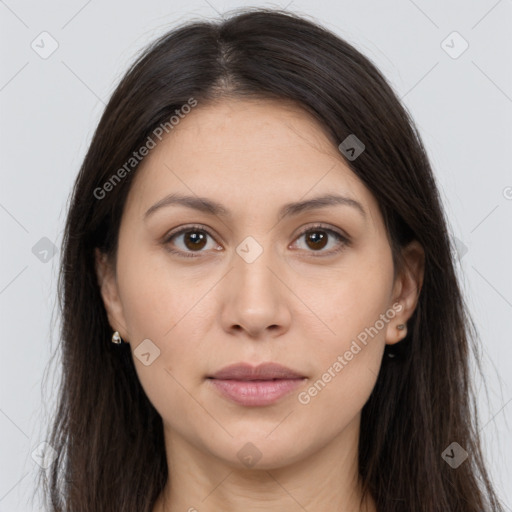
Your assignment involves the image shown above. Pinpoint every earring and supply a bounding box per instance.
[397,324,406,330]
[112,331,123,344]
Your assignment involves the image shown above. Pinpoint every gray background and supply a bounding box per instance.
[1,0,511,510]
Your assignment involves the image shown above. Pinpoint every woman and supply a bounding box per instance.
[38,8,504,511]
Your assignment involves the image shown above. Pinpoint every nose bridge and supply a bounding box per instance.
[220,234,291,336]
[233,234,280,304]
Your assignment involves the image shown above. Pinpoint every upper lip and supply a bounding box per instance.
[208,362,305,380]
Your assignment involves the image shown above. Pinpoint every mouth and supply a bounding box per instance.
[206,362,306,407]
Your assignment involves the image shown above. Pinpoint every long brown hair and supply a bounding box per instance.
[37,8,504,511]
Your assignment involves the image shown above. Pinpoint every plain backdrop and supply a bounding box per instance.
[1,0,511,510]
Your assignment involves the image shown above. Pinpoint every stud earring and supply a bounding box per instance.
[397,324,406,330]
[112,331,123,344]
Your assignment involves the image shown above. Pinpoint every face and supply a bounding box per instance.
[96,98,423,470]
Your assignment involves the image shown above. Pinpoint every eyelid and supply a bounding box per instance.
[293,223,350,243]
[162,222,350,258]
[162,224,220,258]
[164,223,217,241]
[290,223,350,257]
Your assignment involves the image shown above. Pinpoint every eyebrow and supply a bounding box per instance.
[143,192,366,221]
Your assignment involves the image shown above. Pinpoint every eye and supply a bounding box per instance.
[163,223,350,259]
[291,223,349,256]
[162,225,220,258]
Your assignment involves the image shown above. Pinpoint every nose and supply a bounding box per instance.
[219,245,292,339]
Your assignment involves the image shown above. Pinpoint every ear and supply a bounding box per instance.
[385,240,425,345]
[94,248,129,342]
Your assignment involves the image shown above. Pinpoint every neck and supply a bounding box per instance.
[153,415,376,512]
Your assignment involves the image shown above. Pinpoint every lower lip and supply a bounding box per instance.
[209,378,305,406]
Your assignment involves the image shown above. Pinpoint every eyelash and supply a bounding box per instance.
[162,223,350,259]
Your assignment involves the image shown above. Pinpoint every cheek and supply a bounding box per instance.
[294,350,381,448]
[294,245,393,412]
[118,257,211,431]
[298,244,394,345]
[116,243,218,381]
[117,242,209,342]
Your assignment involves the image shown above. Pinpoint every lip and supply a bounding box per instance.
[207,362,306,407]
[209,362,305,380]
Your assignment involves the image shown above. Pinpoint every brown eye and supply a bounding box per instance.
[304,230,329,251]
[164,223,349,259]
[182,231,208,251]
[163,225,218,258]
[292,224,349,256]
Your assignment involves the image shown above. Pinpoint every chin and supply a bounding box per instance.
[204,430,318,471]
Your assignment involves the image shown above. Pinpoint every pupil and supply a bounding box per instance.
[185,232,206,250]
[308,231,327,250]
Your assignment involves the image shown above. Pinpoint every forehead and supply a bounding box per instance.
[124,98,379,224]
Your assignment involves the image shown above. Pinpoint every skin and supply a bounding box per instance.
[95,98,424,512]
